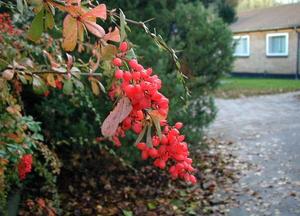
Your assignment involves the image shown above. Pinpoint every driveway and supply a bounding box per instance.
[208,92,300,216]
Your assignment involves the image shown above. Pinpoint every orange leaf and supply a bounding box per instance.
[83,20,105,38]
[82,4,107,20]
[149,110,167,121]
[101,97,133,137]
[103,27,120,42]
[62,15,78,51]
[65,0,81,5]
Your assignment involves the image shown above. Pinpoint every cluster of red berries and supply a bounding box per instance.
[0,13,21,41]
[18,154,33,180]
[108,42,197,184]
[136,122,197,184]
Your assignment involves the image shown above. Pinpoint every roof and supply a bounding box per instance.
[230,3,300,33]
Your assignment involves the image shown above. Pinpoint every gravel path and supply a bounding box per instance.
[208,92,300,216]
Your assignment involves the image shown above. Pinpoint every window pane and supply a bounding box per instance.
[234,37,248,55]
[269,36,286,54]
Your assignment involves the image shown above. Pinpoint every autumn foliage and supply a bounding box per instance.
[1,0,197,213]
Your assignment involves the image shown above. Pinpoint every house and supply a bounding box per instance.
[230,3,300,78]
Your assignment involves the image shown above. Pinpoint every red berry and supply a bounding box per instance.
[157,160,166,169]
[148,148,158,158]
[190,175,197,184]
[119,42,128,52]
[175,122,183,130]
[141,150,149,160]
[152,136,160,147]
[140,71,149,79]
[112,57,122,67]
[124,84,134,97]
[137,142,147,150]
[129,59,138,69]
[132,122,142,134]
[135,64,144,71]
[123,71,132,81]
[136,110,144,120]
[146,68,153,75]
[115,69,123,79]
[132,72,141,80]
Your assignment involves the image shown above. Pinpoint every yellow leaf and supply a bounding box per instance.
[100,44,118,61]
[47,74,56,88]
[91,79,100,96]
[62,15,78,51]
[77,22,84,42]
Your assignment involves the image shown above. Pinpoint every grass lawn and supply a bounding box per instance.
[214,77,300,98]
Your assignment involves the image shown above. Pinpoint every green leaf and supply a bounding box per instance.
[122,210,133,216]
[146,126,153,148]
[32,75,47,94]
[18,74,28,84]
[119,9,127,41]
[28,8,44,42]
[63,79,73,95]
[73,79,84,90]
[101,61,113,77]
[32,133,44,141]
[17,0,24,14]
[134,126,147,146]
[125,49,136,60]
[45,11,55,29]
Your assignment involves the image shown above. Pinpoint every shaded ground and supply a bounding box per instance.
[19,140,241,216]
[209,91,300,215]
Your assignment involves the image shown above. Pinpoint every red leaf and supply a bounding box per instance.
[101,97,133,137]
[83,20,105,38]
[62,15,78,51]
[82,4,107,20]
[103,27,120,42]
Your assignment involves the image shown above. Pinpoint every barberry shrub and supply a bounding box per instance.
[0,0,199,212]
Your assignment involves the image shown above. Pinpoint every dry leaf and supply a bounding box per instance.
[103,27,120,42]
[101,97,133,137]
[82,4,107,20]
[83,20,105,38]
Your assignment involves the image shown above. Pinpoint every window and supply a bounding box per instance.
[266,33,288,56]
[233,35,250,57]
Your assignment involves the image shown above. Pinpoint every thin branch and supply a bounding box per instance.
[0,70,103,76]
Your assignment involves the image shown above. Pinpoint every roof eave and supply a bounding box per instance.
[231,25,300,34]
